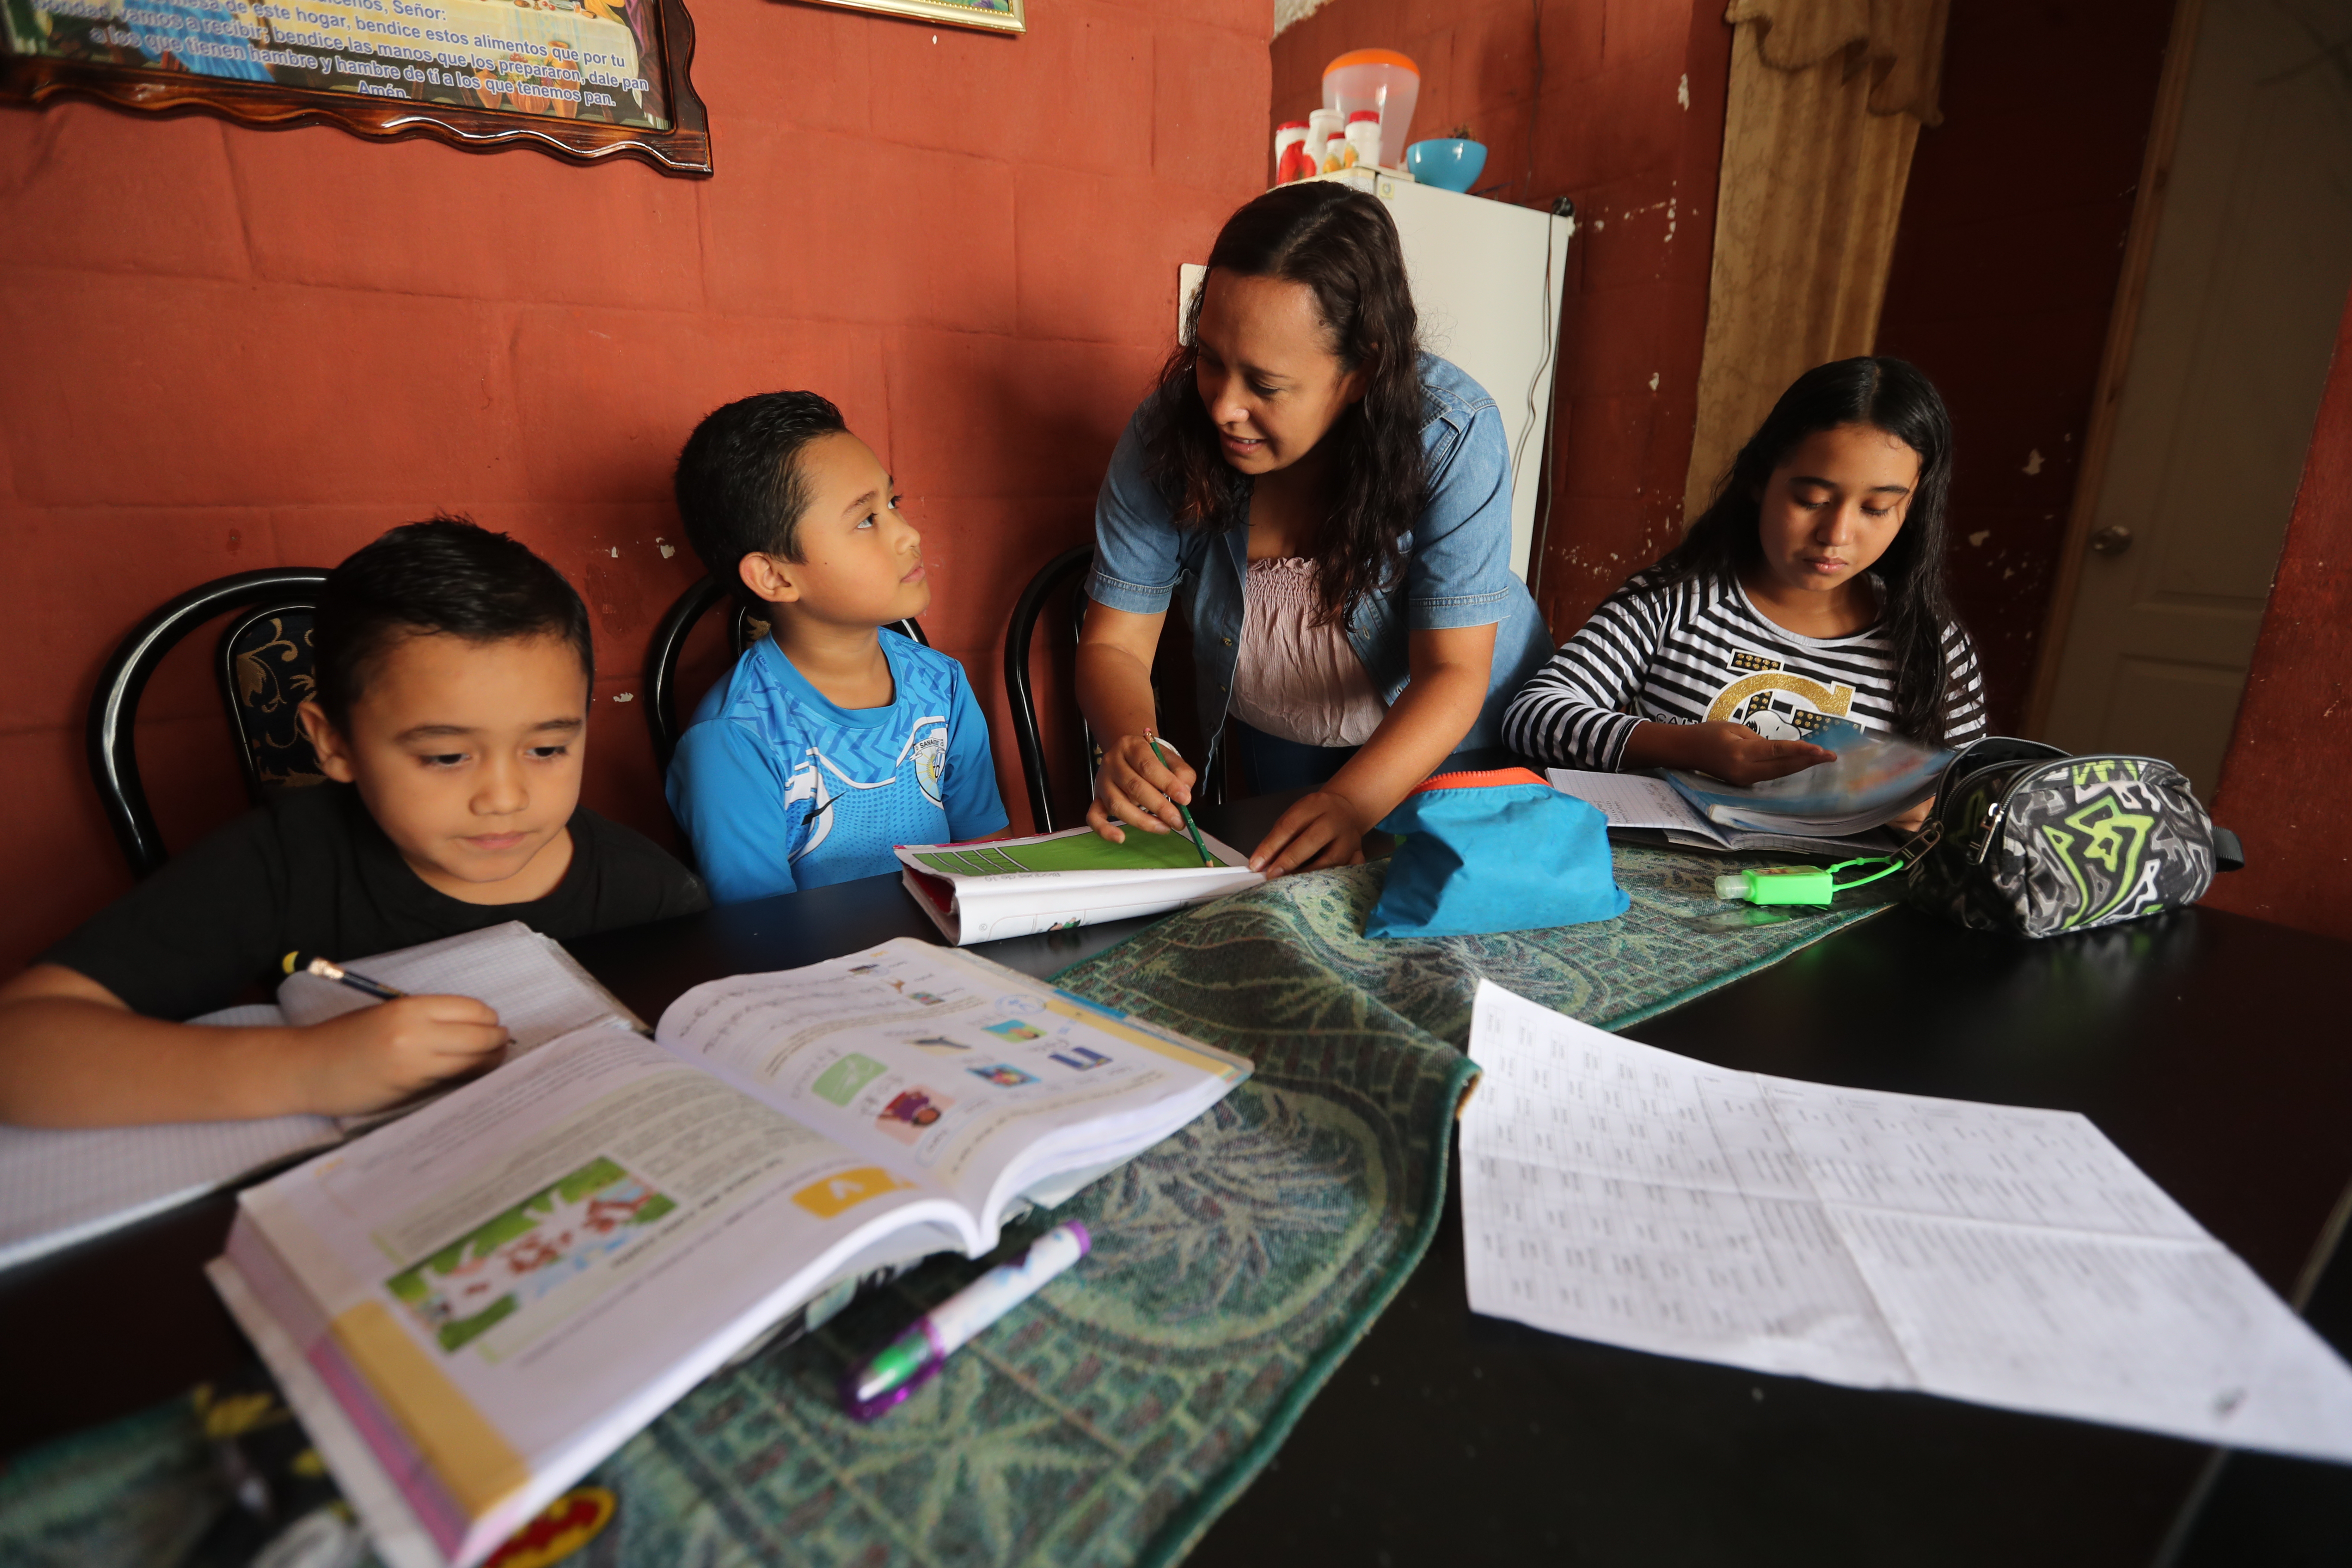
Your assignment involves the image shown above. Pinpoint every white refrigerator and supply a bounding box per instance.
[1179,167,1575,580]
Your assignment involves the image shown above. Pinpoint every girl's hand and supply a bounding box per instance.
[1249,790,1372,876]
[292,995,509,1115]
[1087,733,1196,843]
[1680,721,1836,786]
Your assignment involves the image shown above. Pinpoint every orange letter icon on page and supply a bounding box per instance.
[793,1167,917,1219]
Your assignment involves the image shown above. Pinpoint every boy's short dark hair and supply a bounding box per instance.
[314,518,595,725]
[672,391,848,582]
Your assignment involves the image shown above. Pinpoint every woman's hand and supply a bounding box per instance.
[1248,789,1372,876]
[1087,733,1197,843]
[1625,720,1834,787]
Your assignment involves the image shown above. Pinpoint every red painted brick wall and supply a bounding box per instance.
[1270,0,1732,637]
[2202,284,2352,943]
[0,0,1269,972]
[1873,0,2177,733]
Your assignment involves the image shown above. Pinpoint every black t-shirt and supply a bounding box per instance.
[45,784,710,1020]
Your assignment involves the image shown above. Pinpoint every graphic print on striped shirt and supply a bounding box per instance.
[1501,570,1986,772]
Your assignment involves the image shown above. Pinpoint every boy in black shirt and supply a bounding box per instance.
[0,519,707,1127]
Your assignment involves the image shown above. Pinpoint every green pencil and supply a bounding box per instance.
[1145,731,1214,868]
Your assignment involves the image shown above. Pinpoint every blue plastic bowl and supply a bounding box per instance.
[1407,138,1488,193]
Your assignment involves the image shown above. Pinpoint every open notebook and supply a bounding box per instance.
[207,937,1251,1568]
[0,922,640,1273]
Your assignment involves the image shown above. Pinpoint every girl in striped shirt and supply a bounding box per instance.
[1503,357,1985,826]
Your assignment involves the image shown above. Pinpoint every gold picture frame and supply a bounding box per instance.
[1,0,714,174]
[803,0,1022,35]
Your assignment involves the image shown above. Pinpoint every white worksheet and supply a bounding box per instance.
[1545,768,1710,832]
[1460,980,2352,1461]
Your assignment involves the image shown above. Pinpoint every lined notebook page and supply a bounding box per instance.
[1,924,639,1273]
[278,921,644,1055]
[0,1004,339,1271]
[1544,768,1711,832]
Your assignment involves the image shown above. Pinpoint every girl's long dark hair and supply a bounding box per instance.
[1659,356,1967,742]
[1139,182,1427,625]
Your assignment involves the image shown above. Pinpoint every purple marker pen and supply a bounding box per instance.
[842,1221,1092,1421]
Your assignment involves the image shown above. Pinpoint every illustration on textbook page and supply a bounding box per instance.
[386,1157,677,1355]
[876,1087,954,1145]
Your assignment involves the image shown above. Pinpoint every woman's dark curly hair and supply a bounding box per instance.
[1658,355,1968,742]
[1139,181,1427,625]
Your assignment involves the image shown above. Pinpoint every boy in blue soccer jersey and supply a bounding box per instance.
[668,392,1010,903]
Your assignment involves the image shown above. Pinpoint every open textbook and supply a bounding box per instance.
[0,923,640,1272]
[896,825,1264,944]
[207,937,1253,1568]
[1666,729,1947,838]
[1460,980,2352,1461]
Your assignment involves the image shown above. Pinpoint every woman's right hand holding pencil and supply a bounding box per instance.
[1087,734,1197,844]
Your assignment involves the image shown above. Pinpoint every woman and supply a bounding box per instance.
[1078,181,1552,876]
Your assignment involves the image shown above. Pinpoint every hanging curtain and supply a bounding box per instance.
[1681,0,1951,522]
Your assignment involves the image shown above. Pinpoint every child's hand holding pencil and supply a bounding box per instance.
[282,951,511,1113]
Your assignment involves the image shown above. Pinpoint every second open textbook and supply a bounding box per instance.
[207,938,1253,1568]
[896,825,1265,944]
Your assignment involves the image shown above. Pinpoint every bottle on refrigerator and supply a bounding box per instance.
[1343,109,1381,169]
[1308,108,1344,175]
[1274,119,1311,184]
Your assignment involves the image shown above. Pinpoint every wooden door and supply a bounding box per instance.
[2039,0,2352,793]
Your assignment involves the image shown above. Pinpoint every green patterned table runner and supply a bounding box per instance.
[1,846,1893,1568]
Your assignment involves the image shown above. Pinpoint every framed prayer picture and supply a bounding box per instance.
[808,0,1021,35]
[0,0,713,174]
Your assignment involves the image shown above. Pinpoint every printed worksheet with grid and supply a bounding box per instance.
[1459,980,2352,1461]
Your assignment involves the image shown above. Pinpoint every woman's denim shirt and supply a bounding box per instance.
[1088,353,1553,760]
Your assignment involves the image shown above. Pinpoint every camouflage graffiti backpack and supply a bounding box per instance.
[1904,738,2245,938]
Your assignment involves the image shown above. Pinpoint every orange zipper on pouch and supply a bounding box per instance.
[1409,766,1549,795]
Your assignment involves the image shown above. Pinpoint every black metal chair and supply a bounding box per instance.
[643,574,928,772]
[89,568,334,878]
[1002,545,1222,834]
[1003,547,1097,833]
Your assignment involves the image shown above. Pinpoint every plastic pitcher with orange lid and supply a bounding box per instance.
[1322,49,1418,171]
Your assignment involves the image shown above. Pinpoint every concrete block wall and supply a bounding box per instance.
[1270,0,1733,639]
[1874,0,2177,732]
[2205,279,2352,943]
[0,0,1269,971]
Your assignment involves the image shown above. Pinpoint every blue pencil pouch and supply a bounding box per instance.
[1366,767,1629,938]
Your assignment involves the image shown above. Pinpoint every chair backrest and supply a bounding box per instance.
[220,604,331,797]
[644,574,929,772]
[1002,545,1225,835]
[90,568,332,878]
[1003,546,1099,834]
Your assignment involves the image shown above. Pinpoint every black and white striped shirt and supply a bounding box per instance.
[1502,570,1987,770]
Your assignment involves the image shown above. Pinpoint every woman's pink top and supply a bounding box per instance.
[1228,557,1388,748]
